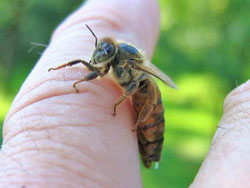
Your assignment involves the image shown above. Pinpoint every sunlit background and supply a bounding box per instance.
[0,0,249,187]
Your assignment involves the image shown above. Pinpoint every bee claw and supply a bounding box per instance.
[73,82,80,93]
[73,87,79,93]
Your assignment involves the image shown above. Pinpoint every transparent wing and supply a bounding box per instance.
[133,62,178,89]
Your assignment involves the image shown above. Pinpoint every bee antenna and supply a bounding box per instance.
[85,24,98,48]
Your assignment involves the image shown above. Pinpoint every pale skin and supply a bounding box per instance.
[0,0,250,187]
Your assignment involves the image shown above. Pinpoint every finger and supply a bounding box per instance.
[0,0,160,188]
[190,80,250,188]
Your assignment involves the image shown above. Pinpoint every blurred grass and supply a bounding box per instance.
[0,0,249,187]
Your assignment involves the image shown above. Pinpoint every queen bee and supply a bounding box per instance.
[49,25,177,168]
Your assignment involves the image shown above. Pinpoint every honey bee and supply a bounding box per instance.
[48,25,177,168]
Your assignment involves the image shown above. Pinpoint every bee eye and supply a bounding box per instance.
[93,42,115,63]
[97,43,113,56]
[104,45,112,54]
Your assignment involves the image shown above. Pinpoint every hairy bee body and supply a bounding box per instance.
[111,43,143,85]
[49,26,177,168]
[112,43,165,168]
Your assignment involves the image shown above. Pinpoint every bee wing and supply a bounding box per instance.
[133,62,178,89]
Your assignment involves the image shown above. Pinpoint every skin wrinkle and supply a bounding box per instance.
[0,152,28,175]
[3,93,135,185]
[219,108,250,141]
[223,82,250,113]
[4,119,87,146]
[52,142,123,187]
[0,179,84,188]
[224,100,250,122]
[9,34,96,107]
[223,105,250,125]
[1,172,104,188]
[14,79,118,119]
[214,106,250,142]
[4,106,117,146]
[8,54,92,110]
[221,106,250,127]
[1,140,113,187]
[1,0,160,187]
[39,47,92,62]
[3,138,99,172]
[4,71,116,127]
[4,79,82,127]
[2,101,134,187]
[50,31,97,49]
[40,152,101,182]
[42,35,94,56]
[4,100,120,145]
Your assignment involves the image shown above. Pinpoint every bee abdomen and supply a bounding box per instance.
[135,92,165,168]
[138,136,164,163]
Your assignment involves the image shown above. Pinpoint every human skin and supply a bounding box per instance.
[190,80,250,188]
[1,0,250,187]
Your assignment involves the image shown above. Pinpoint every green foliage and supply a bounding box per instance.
[0,0,249,187]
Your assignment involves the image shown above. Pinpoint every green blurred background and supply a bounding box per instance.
[0,0,249,187]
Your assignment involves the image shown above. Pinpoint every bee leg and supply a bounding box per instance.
[112,95,127,116]
[112,81,139,116]
[133,80,157,131]
[73,70,100,92]
[48,59,97,72]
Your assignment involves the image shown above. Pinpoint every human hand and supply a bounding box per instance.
[0,0,159,187]
[190,81,250,188]
[1,0,250,187]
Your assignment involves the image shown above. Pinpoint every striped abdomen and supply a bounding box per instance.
[132,78,165,168]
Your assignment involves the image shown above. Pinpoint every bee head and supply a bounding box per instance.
[85,24,116,64]
[92,38,116,64]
